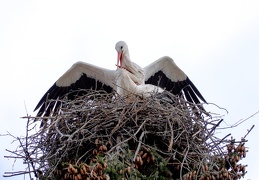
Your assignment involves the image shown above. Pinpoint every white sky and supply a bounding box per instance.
[1,1,259,179]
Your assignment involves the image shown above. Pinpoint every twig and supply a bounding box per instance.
[133,131,145,161]
[167,118,174,152]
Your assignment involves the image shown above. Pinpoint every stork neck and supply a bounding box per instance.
[123,49,130,59]
[120,66,133,74]
[121,51,130,68]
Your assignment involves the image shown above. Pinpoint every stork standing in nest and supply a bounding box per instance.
[34,41,207,117]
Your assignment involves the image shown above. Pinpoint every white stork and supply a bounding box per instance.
[34,41,206,116]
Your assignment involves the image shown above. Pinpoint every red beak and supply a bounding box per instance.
[116,52,123,68]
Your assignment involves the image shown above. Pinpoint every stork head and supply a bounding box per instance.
[115,41,129,69]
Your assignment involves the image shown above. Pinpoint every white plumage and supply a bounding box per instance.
[115,68,164,97]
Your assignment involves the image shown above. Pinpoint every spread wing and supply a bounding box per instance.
[34,61,116,116]
[144,56,206,104]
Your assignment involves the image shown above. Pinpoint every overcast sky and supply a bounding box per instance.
[1,1,259,179]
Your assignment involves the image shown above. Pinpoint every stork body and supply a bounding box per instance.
[115,68,163,97]
[34,41,206,116]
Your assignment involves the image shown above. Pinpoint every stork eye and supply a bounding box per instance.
[120,46,123,50]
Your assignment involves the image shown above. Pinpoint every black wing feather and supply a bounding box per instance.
[34,74,113,116]
[145,70,206,104]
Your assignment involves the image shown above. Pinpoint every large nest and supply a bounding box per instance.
[4,90,252,180]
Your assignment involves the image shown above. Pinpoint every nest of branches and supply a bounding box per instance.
[4,90,253,180]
